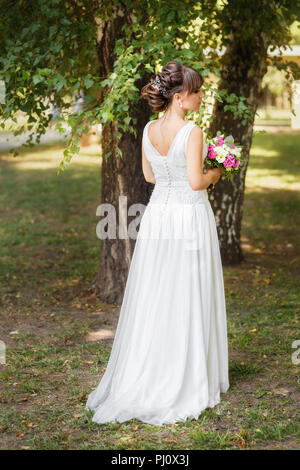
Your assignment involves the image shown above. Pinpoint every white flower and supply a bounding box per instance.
[231,147,241,157]
[216,154,226,163]
[214,145,226,163]
[214,146,223,155]
[223,144,232,156]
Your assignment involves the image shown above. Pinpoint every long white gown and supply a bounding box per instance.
[85,119,230,426]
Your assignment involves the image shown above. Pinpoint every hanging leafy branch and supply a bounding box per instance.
[0,0,298,174]
[55,0,255,170]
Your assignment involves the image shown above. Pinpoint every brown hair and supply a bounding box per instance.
[141,60,204,113]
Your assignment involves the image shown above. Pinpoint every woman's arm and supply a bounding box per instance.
[186,126,214,191]
[142,143,156,184]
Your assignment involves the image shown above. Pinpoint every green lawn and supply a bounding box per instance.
[0,132,299,450]
[255,107,292,126]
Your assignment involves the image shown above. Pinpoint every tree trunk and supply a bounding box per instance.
[207,31,270,265]
[94,9,152,305]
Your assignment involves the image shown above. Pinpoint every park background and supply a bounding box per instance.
[0,1,299,450]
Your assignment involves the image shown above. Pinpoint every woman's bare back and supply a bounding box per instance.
[147,118,190,157]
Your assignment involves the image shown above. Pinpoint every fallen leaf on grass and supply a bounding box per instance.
[254,391,267,399]
[21,420,34,427]
[233,436,246,447]
[119,436,133,443]
[9,330,19,336]
[273,388,290,396]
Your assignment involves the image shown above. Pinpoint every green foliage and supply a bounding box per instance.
[0,0,299,172]
[0,133,299,449]
[0,0,99,168]
[289,20,300,45]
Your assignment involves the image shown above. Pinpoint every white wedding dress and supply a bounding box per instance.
[85,119,230,426]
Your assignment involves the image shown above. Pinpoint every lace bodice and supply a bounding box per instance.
[142,119,209,205]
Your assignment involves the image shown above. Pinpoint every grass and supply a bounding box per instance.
[255,107,292,126]
[0,131,299,450]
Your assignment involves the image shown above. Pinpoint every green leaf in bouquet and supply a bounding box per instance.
[224,135,234,147]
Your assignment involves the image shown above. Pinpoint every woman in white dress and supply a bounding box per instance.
[85,60,230,426]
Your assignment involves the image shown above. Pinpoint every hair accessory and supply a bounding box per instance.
[152,75,168,98]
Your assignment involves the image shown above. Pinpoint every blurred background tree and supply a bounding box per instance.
[1,0,300,303]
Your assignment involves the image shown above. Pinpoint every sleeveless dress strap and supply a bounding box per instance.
[142,120,155,159]
[142,120,152,138]
[183,123,197,155]
[142,120,203,161]
[182,123,207,168]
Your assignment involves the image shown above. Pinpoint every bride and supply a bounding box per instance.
[85,60,230,426]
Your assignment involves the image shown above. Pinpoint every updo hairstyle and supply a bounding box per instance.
[141,60,204,112]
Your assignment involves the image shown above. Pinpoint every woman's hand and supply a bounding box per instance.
[207,168,223,192]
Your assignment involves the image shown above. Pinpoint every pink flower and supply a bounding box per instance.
[215,136,225,146]
[223,154,235,168]
[215,137,224,147]
[232,158,239,168]
[208,149,216,159]
[232,144,235,149]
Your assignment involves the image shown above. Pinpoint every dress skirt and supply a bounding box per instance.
[85,189,230,426]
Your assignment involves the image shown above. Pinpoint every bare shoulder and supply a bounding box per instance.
[190,125,203,138]
[187,125,203,149]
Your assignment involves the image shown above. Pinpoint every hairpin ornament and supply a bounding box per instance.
[152,75,168,98]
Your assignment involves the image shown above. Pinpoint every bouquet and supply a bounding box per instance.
[205,131,243,190]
